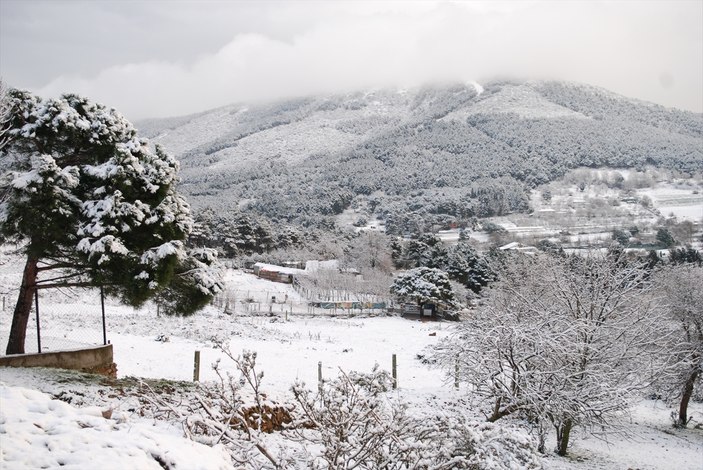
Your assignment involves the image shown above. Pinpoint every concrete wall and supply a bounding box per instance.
[0,344,116,378]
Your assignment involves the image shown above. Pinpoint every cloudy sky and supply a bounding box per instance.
[1,0,701,120]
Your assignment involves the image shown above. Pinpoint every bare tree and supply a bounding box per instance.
[652,264,703,427]
[342,231,394,274]
[437,250,667,456]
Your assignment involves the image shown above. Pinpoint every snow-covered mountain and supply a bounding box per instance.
[137,80,703,232]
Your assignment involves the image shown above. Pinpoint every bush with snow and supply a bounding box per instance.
[289,366,542,469]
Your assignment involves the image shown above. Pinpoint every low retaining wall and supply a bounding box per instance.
[0,344,116,378]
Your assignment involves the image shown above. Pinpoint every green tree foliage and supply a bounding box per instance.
[611,229,631,246]
[669,247,702,266]
[191,208,280,257]
[443,241,494,293]
[656,228,676,248]
[0,90,223,353]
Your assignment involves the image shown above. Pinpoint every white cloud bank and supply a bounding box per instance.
[32,1,703,119]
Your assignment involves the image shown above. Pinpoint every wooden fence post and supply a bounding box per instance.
[318,361,323,391]
[392,354,397,389]
[193,351,201,382]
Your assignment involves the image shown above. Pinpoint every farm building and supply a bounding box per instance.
[252,263,305,284]
[401,303,437,318]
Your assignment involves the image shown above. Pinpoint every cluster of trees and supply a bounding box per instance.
[532,81,703,138]
[668,247,703,265]
[611,226,687,250]
[190,208,305,257]
[467,111,701,175]
[390,267,457,308]
[374,178,529,235]
[392,234,494,293]
[434,250,703,456]
[0,87,222,354]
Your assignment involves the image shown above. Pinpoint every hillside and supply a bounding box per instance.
[138,80,703,234]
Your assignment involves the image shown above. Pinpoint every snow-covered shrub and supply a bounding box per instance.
[138,348,543,469]
[139,346,290,468]
[290,366,542,469]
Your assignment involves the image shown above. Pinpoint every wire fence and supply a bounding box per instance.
[1,288,107,355]
[213,288,394,318]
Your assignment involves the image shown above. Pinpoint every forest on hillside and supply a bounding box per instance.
[140,81,703,235]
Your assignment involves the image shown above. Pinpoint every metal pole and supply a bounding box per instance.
[35,289,41,353]
[101,286,107,346]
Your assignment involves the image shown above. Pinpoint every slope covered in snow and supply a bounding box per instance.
[136,80,702,234]
[0,384,233,469]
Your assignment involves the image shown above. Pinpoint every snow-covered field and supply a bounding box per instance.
[1,264,702,469]
[640,186,703,221]
[454,171,703,250]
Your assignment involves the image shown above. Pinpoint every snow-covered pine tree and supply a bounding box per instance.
[0,79,11,151]
[0,90,223,354]
[444,240,494,293]
[390,266,456,308]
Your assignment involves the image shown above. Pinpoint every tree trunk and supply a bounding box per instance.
[555,419,573,456]
[535,418,546,454]
[677,365,700,428]
[5,256,39,355]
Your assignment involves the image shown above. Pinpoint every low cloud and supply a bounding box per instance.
[30,1,702,119]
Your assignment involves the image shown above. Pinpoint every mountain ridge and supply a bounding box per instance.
[137,80,702,234]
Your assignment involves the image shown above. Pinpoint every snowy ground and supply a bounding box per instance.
[0,382,233,469]
[1,264,702,468]
[640,185,703,221]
